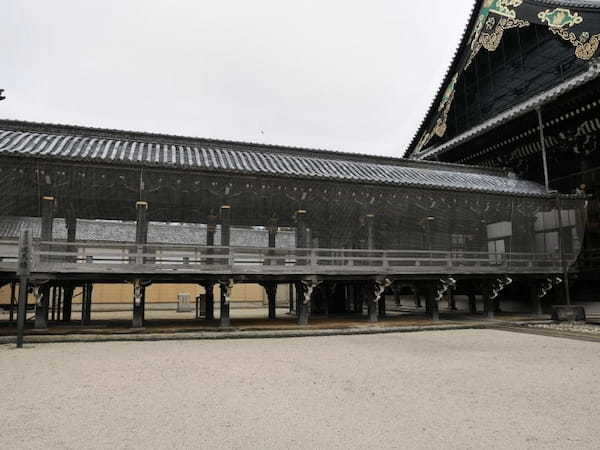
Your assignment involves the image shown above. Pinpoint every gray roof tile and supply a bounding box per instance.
[0,121,548,196]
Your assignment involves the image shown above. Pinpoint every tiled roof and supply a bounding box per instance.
[0,217,296,248]
[0,120,547,196]
[413,62,600,161]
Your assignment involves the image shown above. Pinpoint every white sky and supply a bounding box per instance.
[2,0,474,157]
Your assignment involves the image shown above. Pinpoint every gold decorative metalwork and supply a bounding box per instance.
[415,131,433,154]
[415,1,528,153]
[480,16,530,52]
[548,27,600,61]
[536,7,597,60]
[538,8,583,28]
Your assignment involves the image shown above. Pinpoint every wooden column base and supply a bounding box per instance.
[425,285,439,321]
[530,283,542,316]
[201,283,215,321]
[34,285,50,329]
[132,286,145,328]
[378,296,386,319]
[484,293,495,319]
[265,283,277,320]
[468,293,477,314]
[368,300,378,323]
[297,302,309,325]
[220,297,231,328]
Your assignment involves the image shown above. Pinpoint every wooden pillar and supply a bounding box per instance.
[365,214,375,251]
[133,201,149,268]
[393,286,401,307]
[414,288,423,308]
[354,284,363,314]
[288,283,295,313]
[295,210,307,248]
[264,282,277,320]
[483,282,494,319]
[9,281,16,323]
[378,291,387,319]
[62,283,74,322]
[34,196,54,329]
[81,283,92,325]
[50,286,57,321]
[41,196,55,243]
[447,288,457,311]
[529,281,542,316]
[219,280,232,328]
[66,207,77,263]
[424,284,439,321]
[267,215,278,266]
[220,205,231,266]
[16,278,29,348]
[34,284,50,329]
[135,201,149,245]
[207,213,217,246]
[220,205,231,246]
[368,297,378,322]
[295,210,307,266]
[66,210,77,242]
[297,280,314,325]
[346,285,354,312]
[206,212,217,265]
[322,284,330,316]
[56,286,63,322]
[468,293,477,314]
[131,201,149,328]
[268,215,277,248]
[201,282,215,321]
[132,280,145,328]
[80,285,86,325]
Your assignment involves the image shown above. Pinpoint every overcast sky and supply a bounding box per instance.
[2,0,473,157]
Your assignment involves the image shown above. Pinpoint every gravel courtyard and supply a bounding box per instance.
[1,330,599,449]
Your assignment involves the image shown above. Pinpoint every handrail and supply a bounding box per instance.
[27,240,572,257]
[0,239,575,274]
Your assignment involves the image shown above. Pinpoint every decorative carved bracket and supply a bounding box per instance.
[372,278,392,304]
[489,275,513,300]
[538,275,563,299]
[219,278,235,304]
[300,278,322,305]
[435,276,457,302]
[132,279,152,306]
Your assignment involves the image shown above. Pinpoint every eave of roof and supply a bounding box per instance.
[0,119,549,197]
[404,0,600,158]
[413,60,600,161]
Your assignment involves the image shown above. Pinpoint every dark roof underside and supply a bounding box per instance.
[405,0,600,158]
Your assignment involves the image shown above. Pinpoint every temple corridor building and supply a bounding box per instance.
[0,119,585,328]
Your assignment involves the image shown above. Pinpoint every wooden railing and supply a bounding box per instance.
[0,240,574,275]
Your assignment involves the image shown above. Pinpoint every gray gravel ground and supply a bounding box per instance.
[1,329,599,450]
